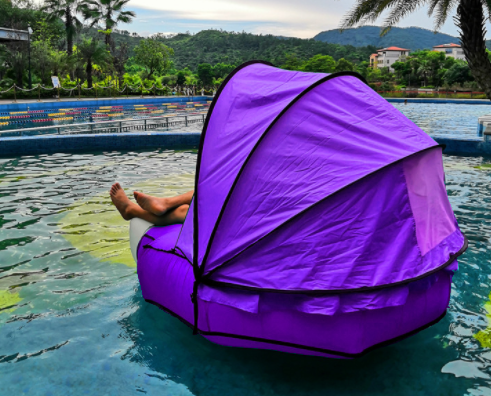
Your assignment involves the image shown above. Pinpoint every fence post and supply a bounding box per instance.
[126,84,128,99]
[185,115,188,127]
[144,119,147,131]
[57,127,61,134]
[78,84,81,100]
[119,121,122,133]
[13,85,17,103]
[38,84,41,102]
[57,86,60,101]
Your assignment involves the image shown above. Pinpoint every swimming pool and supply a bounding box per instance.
[394,102,491,137]
[0,101,210,136]
[0,150,490,395]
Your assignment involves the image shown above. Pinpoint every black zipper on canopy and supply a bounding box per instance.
[191,60,274,334]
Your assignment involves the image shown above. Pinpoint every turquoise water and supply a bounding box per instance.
[394,102,491,137]
[1,149,491,395]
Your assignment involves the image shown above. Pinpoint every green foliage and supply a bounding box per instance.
[334,58,355,72]
[41,0,84,55]
[81,0,136,45]
[176,71,186,85]
[133,38,174,78]
[155,29,375,71]
[444,61,474,86]
[77,38,112,87]
[197,63,214,85]
[302,54,336,73]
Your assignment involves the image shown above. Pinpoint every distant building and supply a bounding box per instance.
[370,53,378,69]
[375,47,410,72]
[432,43,465,60]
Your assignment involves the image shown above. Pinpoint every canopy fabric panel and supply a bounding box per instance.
[205,151,464,292]
[202,75,438,276]
[194,62,328,267]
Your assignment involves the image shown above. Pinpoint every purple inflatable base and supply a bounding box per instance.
[138,228,452,359]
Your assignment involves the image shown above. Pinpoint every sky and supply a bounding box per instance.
[125,0,466,39]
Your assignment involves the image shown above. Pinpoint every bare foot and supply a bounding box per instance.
[133,191,169,216]
[110,183,139,221]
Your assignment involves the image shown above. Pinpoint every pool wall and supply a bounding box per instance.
[0,96,211,112]
[0,132,488,158]
[0,132,201,157]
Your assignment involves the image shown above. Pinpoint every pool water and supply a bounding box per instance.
[1,150,491,395]
[394,102,491,137]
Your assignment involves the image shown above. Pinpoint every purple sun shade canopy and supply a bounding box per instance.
[176,61,465,293]
[138,61,467,358]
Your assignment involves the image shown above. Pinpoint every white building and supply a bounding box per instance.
[432,43,465,60]
[375,47,410,72]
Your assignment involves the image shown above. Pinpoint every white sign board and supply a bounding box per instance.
[51,76,60,88]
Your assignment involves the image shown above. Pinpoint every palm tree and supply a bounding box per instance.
[341,0,491,99]
[77,38,112,88]
[81,0,136,46]
[41,0,83,56]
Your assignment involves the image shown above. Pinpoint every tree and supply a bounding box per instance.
[41,0,83,56]
[445,61,474,86]
[281,54,304,71]
[77,38,111,88]
[176,71,186,85]
[302,54,336,73]
[341,0,491,99]
[81,0,136,46]
[197,63,214,85]
[334,58,355,72]
[133,38,174,78]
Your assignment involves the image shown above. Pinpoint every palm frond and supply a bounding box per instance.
[340,0,386,29]
[381,0,428,34]
[432,0,459,29]
[482,0,491,20]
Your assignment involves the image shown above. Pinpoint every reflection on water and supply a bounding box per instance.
[0,150,490,395]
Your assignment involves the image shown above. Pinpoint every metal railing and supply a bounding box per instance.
[0,113,207,137]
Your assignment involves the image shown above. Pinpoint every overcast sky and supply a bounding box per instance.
[125,0,469,38]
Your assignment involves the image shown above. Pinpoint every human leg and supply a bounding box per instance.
[133,190,194,216]
[110,183,189,225]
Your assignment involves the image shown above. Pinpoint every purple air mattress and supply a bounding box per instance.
[135,61,467,358]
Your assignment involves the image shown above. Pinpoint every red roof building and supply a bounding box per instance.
[433,43,465,60]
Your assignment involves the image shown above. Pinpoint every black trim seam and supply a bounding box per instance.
[144,298,447,359]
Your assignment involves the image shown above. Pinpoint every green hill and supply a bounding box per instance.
[314,26,460,51]
[146,30,376,70]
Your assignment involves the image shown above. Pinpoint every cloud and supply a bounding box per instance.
[125,0,465,38]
